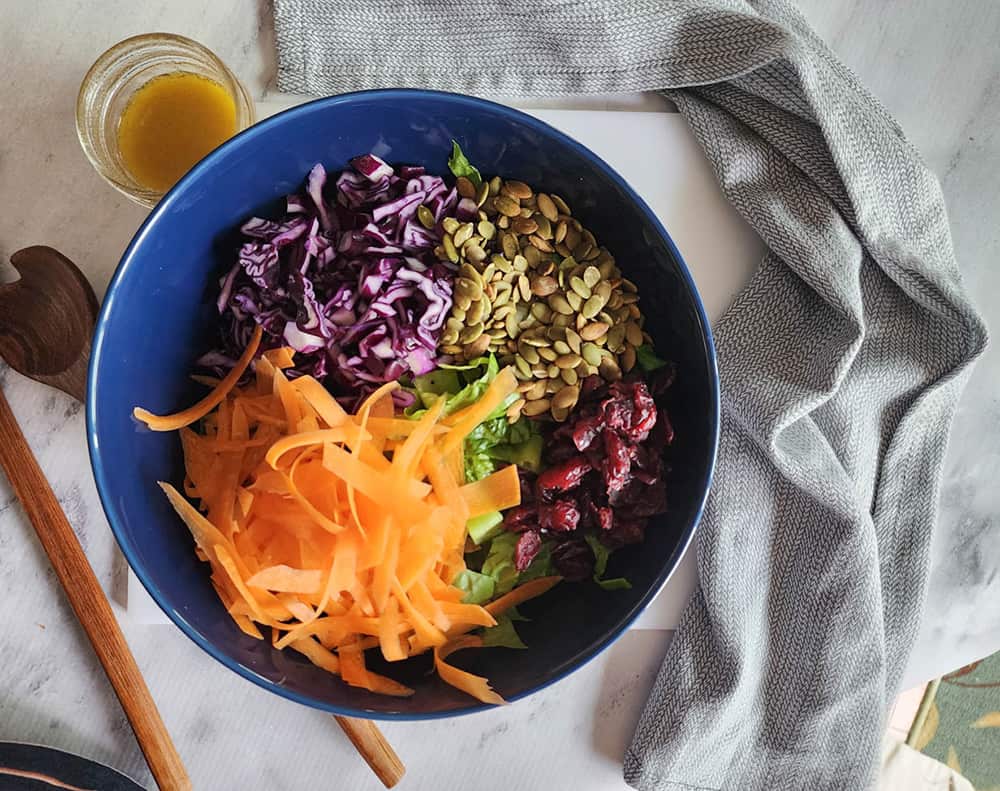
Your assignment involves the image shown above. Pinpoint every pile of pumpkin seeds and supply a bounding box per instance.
[434,176,650,422]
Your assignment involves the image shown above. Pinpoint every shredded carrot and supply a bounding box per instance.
[486,576,563,616]
[133,326,263,431]
[141,350,525,704]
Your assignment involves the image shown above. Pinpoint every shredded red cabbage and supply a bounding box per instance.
[202,154,458,407]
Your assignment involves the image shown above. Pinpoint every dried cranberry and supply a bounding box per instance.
[603,517,647,550]
[537,455,592,495]
[538,499,580,532]
[514,531,543,571]
[596,506,614,532]
[551,539,595,581]
[571,413,604,451]
[579,374,605,400]
[503,505,538,533]
[628,382,658,440]
[601,428,633,494]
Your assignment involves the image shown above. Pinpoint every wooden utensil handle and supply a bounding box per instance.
[0,390,191,791]
[334,716,405,788]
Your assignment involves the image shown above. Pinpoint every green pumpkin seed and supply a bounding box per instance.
[443,235,460,263]
[530,275,558,297]
[582,266,601,289]
[442,217,460,235]
[522,399,551,417]
[465,243,487,264]
[566,291,583,312]
[625,322,644,347]
[537,193,558,222]
[513,254,529,272]
[456,176,476,199]
[560,367,579,386]
[506,398,525,421]
[526,380,547,401]
[494,255,514,274]
[534,215,553,240]
[523,246,541,268]
[514,354,532,378]
[555,353,582,369]
[459,263,481,283]
[505,312,520,338]
[580,295,605,319]
[517,274,531,302]
[551,405,570,423]
[504,180,533,200]
[459,323,484,344]
[599,356,622,382]
[466,334,491,357]
[528,235,554,253]
[453,223,473,247]
[552,340,572,355]
[417,204,435,230]
[466,299,486,325]
[555,220,568,245]
[579,321,609,341]
[551,194,571,215]
[519,344,541,365]
[537,346,558,362]
[441,344,464,355]
[553,384,580,410]
[606,323,627,352]
[569,276,591,299]
[455,277,482,301]
[621,344,637,372]
[582,342,603,367]
[476,181,490,207]
[565,328,582,354]
[500,233,520,261]
[512,216,538,235]
[496,214,509,228]
[495,194,521,217]
[477,220,496,241]
[548,294,574,316]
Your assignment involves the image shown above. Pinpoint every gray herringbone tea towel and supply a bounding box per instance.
[273,1,989,788]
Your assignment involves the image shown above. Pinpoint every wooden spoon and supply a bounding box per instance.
[0,246,404,789]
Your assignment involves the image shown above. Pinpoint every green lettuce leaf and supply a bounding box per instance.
[506,605,530,622]
[481,532,519,595]
[448,140,483,188]
[585,534,632,591]
[516,540,555,583]
[467,511,504,545]
[481,614,527,649]
[636,344,668,372]
[453,569,496,605]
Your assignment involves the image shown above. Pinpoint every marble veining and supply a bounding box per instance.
[0,1,998,789]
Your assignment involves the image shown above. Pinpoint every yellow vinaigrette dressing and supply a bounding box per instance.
[117,72,236,192]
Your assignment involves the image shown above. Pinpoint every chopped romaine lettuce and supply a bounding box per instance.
[447,140,482,188]
[585,534,632,591]
[453,568,496,605]
[481,532,519,595]
[467,511,504,545]
[636,344,668,372]
[481,614,527,649]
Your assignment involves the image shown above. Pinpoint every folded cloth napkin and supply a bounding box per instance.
[273,1,989,788]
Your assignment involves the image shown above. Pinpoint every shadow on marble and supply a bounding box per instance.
[591,630,674,764]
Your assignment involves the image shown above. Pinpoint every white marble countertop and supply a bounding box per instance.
[1,2,998,789]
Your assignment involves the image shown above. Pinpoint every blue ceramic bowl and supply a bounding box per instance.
[88,89,718,719]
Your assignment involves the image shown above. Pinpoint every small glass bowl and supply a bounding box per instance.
[76,33,255,208]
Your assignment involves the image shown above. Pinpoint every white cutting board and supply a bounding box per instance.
[126,106,765,628]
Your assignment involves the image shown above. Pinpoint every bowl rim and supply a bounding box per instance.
[87,87,719,720]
